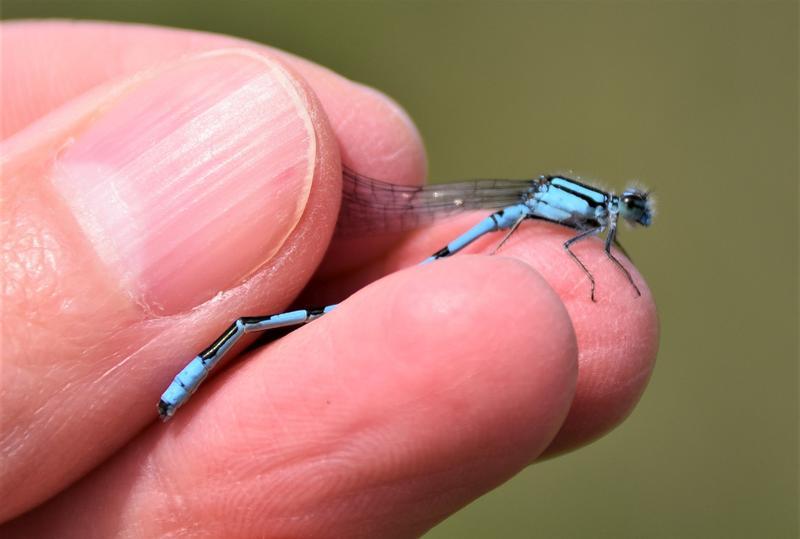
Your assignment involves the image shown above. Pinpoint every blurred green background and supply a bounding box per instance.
[2,1,797,537]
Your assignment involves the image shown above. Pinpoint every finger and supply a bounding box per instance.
[302,213,659,457]
[0,48,342,521]
[5,257,578,538]
[1,20,428,269]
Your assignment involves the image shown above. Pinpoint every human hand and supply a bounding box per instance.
[1,22,658,537]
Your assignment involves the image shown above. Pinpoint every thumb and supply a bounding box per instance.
[0,49,340,520]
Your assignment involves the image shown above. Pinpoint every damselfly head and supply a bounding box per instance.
[620,188,654,226]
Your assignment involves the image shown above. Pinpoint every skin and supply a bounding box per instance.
[0,22,659,538]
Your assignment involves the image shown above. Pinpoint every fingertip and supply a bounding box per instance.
[263,50,428,186]
[376,256,580,461]
[496,225,659,456]
[542,277,659,456]
[337,81,428,184]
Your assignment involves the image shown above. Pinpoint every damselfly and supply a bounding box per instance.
[158,168,653,421]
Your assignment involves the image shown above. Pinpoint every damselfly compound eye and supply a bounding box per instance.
[621,189,653,226]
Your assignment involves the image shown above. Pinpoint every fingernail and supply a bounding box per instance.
[52,50,316,314]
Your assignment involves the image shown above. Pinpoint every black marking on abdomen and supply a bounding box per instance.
[431,246,451,259]
[199,321,241,359]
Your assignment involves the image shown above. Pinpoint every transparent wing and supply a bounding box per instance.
[337,167,533,235]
